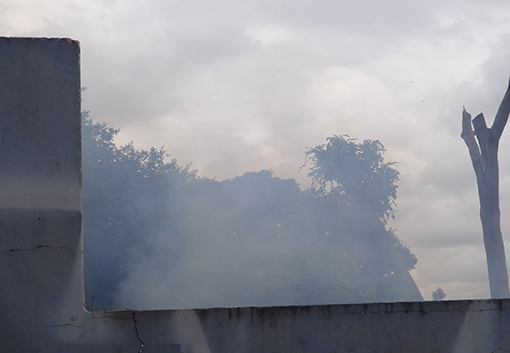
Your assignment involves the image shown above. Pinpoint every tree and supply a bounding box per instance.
[305,135,399,223]
[461,78,510,299]
[82,117,422,309]
[81,111,198,309]
[304,135,417,270]
[303,135,422,300]
[432,287,446,301]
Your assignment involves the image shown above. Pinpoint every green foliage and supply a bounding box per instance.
[432,287,446,301]
[389,228,417,271]
[305,135,399,223]
[82,116,420,309]
[82,111,197,309]
[303,135,417,272]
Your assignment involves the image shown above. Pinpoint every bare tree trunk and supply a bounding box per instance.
[461,77,510,298]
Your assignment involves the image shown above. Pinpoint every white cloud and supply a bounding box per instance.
[4,0,510,303]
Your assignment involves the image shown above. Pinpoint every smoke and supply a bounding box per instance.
[13,0,507,305]
[106,161,421,310]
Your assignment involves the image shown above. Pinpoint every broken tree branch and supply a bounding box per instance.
[461,107,483,175]
[491,76,510,139]
[473,113,490,173]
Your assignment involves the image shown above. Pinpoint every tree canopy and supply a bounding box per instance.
[82,115,421,310]
[432,288,446,301]
[305,135,400,223]
[82,111,198,309]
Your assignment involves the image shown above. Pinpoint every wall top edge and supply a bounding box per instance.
[0,37,79,45]
[95,298,510,317]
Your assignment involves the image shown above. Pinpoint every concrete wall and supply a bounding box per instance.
[8,297,510,352]
[2,37,510,353]
[0,37,84,350]
[90,299,510,353]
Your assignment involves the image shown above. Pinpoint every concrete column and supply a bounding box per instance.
[0,37,83,348]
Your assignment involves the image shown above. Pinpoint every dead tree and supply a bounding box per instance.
[461,77,510,298]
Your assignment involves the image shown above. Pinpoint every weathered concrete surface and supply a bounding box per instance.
[2,37,510,353]
[43,299,510,352]
[0,37,81,210]
[0,37,83,350]
[4,296,510,352]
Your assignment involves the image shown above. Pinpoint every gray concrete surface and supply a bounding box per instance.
[0,37,84,350]
[1,37,510,353]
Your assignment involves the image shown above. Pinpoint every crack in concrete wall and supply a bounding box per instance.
[35,323,85,329]
[4,245,80,254]
[132,312,144,353]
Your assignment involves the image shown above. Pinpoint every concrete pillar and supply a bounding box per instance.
[0,37,83,348]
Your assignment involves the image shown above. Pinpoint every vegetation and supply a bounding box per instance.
[82,114,421,310]
[432,288,446,301]
[461,78,510,298]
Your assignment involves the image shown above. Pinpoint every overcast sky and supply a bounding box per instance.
[4,0,510,301]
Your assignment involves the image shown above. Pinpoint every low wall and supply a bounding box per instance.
[1,37,509,353]
[12,299,510,352]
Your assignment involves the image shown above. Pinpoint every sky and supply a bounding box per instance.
[3,0,510,301]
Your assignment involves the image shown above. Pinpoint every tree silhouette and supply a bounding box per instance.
[304,135,422,300]
[432,288,446,301]
[461,77,510,298]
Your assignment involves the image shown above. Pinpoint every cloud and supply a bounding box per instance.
[4,0,510,302]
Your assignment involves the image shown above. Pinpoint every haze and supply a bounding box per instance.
[3,0,510,300]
